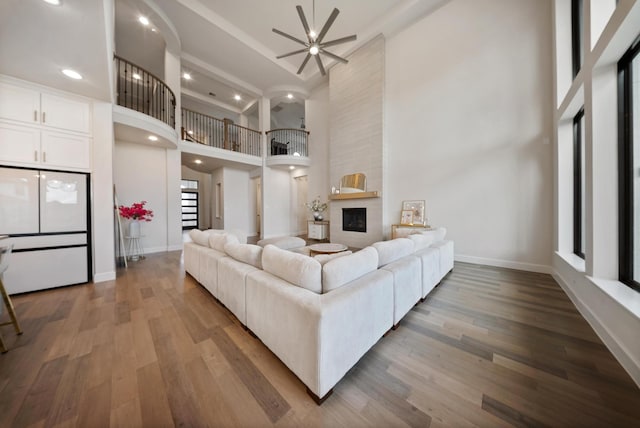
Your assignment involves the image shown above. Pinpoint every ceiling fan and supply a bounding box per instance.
[273,4,356,76]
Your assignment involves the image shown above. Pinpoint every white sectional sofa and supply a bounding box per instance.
[183,228,454,403]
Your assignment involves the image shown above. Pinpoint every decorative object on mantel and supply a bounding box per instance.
[272,1,357,76]
[401,200,426,226]
[306,196,328,221]
[118,201,154,260]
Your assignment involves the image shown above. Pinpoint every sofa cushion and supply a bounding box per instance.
[262,245,322,293]
[257,236,306,250]
[225,243,263,269]
[190,229,210,247]
[421,227,447,243]
[408,233,434,251]
[322,247,378,293]
[313,250,352,265]
[227,229,248,244]
[208,233,239,252]
[372,238,415,267]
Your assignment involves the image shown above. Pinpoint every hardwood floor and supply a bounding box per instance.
[1,252,639,427]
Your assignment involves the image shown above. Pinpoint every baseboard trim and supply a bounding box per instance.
[455,254,552,274]
[93,271,116,283]
[552,270,640,388]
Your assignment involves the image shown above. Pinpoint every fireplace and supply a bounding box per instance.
[342,208,366,233]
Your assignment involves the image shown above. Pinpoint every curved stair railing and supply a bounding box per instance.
[114,55,176,128]
[266,128,309,157]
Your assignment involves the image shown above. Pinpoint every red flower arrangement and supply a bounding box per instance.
[118,201,154,221]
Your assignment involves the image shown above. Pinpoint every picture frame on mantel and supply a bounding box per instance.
[402,200,426,226]
[400,210,414,225]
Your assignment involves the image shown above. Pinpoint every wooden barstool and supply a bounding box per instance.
[0,244,22,353]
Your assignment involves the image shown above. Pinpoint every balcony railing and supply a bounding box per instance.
[181,109,262,157]
[266,129,309,157]
[115,55,176,128]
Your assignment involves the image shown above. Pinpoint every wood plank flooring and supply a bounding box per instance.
[1,252,639,427]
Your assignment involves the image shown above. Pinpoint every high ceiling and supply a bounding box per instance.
[0,0,448,110]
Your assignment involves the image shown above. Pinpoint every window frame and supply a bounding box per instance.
[573,107,586,259]
[618,37,640,291]
[571,0,583,78]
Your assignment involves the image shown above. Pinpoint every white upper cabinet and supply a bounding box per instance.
[0,80,91,135]
[0,78,92,171]
[41,93,91,134]
[0,83,40,125]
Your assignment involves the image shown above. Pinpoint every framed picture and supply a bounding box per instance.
[402,200,426,226]
[400,210,414,225]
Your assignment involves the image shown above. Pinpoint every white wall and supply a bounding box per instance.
[222,167,252,233]
[270,101,304,129]
[262,167,292,238]
[113,141,170,254]
[385,0,554,272]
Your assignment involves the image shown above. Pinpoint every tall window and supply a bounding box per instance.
[574,108,586,259]
[572,0,583,78]
[618,38,640,290]
[181,180,199,230]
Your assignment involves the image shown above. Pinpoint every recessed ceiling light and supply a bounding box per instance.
[148,135,158,141]
[187,130,194,135]
[151,28,157,33]
[132,73,141,80]
[139,16,150,26]
[234,94,241,101]
[62,69,82,80]
[42,0,61,5]
[289,166,295,170]
[194,159,202,164]
[182,72,191,80]
[293,152,301,157]
[287,93,293,99]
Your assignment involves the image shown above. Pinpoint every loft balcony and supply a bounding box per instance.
[265,128,310,169]
[114,55,176,128]
[113,55,178,148]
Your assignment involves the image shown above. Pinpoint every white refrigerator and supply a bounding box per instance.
[0,166,90,294]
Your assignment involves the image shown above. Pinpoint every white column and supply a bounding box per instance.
[165,49,183,250]
[92,102,116,282]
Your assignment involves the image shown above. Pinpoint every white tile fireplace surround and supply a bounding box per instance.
[329,35,385,248]
[330,197,383,249]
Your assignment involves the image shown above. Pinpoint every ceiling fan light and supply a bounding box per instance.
[309,45,319,55]
[309,30,317,40]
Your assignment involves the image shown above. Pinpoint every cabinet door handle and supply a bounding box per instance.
[34,150,38,162]
[42,112,46,123]
[43,152,46,163]
[34,110,38,122]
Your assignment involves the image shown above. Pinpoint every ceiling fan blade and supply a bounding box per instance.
[316,8,340,43]
[277,48,309,59]
[297,53,312,74]
[320,34,357,49]
[296,5,311,42]
[320,49,348,64]
[272,28,308,46]
[315,54,326,76]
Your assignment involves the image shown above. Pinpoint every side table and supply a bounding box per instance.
[125,236,145,261]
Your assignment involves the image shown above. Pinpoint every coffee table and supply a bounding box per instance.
[309,243,348,256]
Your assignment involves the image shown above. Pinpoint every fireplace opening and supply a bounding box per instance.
[342,208,366,233]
